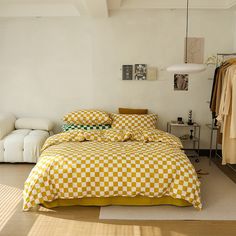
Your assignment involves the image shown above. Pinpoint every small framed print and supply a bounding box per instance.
[186,37,204,64]
[134,64,147,80]
[122,65,133,80]
[174,74,189,91]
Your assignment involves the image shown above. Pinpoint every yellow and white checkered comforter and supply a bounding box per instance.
[23,129,202,211]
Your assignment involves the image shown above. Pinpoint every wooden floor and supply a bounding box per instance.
[0,160,236,236]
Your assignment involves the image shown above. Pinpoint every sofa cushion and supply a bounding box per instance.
[0,129,49,163]
[15,118,54,131]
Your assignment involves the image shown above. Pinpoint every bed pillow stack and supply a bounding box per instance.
[62,110,112,132]
[111,113,157,130]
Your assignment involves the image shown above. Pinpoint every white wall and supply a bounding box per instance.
[0,9,234,148]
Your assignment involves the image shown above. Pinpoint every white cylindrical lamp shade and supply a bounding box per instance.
[167,63,206,74]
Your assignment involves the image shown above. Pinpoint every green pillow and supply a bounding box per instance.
[62,124,111,132]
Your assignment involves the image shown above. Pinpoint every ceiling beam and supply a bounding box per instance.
[83,0,108,18]
[119,0,235,10]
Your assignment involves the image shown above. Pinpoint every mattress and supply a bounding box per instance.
[23,129,202,211]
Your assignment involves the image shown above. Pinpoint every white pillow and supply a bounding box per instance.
[15,118,54,131]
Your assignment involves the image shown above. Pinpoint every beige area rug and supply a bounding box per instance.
[0,184,22,231]
[28,215,163,236]
[100,159,236,220]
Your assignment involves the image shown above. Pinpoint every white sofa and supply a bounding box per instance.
[0,113,54,163]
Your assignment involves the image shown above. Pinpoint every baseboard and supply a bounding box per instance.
[184,149,219,157]
[199,149,210,156]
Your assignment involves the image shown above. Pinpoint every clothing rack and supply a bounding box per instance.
[216,53,236,66]
[208,53,236,173]
[217,53,236,55]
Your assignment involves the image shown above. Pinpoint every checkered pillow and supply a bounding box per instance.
[62,124,79,131]
[63,110,112,125]
[62,124,111,132]
[111,114,157,129]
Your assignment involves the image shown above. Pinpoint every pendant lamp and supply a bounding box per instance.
[167,0,206,74]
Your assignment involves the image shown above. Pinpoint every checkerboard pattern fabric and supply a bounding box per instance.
[23,129,202,211]
[62,124,111,132]
[130,129,183,148]
[111,114,157,129]
[42,130,132,151]
[42,129,183,151]
[63,110,112,125]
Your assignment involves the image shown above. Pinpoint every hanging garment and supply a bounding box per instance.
[217,65,236,164]
[210,59,236,116]
[210,67,219,118]
[222,113,236,164]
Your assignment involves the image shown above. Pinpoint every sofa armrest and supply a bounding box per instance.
[0,113,16,139]
[15,117,54,131]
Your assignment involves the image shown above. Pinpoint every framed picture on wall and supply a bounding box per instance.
[122,65,133,80]
[174,74,189,91]
[134,64,147,80]
[185,37,205,64]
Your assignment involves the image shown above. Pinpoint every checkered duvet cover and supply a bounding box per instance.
[23,129,202,211]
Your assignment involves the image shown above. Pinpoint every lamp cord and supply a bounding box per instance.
[185,0,189,64]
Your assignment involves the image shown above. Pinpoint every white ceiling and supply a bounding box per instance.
[0,0,235,17]
[115,0,236,9]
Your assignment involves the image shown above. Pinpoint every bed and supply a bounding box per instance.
[23,128,202,211]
